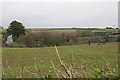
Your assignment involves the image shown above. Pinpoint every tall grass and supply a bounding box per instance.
[49,45,118,78]
[2,45,118,78]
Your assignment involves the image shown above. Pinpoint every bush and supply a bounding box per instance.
[17,32,65,47]
[76,30,94,37]
[8,41,26,47]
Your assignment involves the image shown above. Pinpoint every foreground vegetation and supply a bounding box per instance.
[2,42,118,78]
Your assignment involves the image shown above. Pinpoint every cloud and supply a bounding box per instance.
[2,2,118,28]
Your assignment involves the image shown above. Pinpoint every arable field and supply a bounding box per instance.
[2,42,118,78]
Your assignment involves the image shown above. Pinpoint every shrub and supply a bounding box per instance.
[17,32,65,47]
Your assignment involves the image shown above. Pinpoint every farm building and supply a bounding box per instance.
[112,32,120,37]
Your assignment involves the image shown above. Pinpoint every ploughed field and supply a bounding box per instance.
[2,42,118,78]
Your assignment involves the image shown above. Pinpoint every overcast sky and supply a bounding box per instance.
[1,1,118,28]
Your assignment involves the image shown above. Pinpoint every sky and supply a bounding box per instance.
[0,0,119,28]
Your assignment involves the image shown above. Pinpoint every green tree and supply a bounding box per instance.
[7,20,25,39]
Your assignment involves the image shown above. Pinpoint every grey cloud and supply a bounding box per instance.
[2,2,118,28]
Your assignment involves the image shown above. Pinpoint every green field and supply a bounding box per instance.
[2,42,118,78]
[26,28,118,33]
[51,29,118,33]
[50,29,76,32]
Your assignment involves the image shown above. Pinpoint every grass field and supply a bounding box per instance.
[2,42,118,78]
[53,29,117,33]
[50,29,76,32]
[26,28,118,33]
